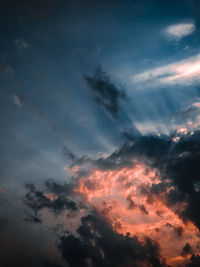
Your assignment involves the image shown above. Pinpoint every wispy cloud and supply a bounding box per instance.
[131,53,200,88]
[12,95,22,107]
[164,22,195,40]
[14,38,29,51]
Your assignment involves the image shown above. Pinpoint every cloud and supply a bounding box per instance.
[85,66,128,119]
[171,102,200,122]
[58,212,167,267]
[45,178,74,195]
[21,122,200,265]
[131,53,200,87]
[186,254,200,266]
[73,154,200,264]
[24,181,77,222]
[170,102,200,131]
[62,145,76,162]
[14,38,29,51]
[12,94,23,107]
[165,23,195,40]
[66,123,200,264]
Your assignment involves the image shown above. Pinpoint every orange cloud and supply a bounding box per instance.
[74,162,200,266]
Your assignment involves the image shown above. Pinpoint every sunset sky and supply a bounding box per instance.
[1,1,200,266]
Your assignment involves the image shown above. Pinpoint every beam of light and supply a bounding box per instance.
[74,162,200,266]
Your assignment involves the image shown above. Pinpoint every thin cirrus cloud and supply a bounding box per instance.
[131,53,200,88]
[164,22,195,40]
[12,95,22,107]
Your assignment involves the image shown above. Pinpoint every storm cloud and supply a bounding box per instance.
[58,213,168,267]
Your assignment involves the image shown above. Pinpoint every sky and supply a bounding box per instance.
[1,0,200,266]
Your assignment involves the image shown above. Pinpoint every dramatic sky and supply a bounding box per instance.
[2,0,200,266]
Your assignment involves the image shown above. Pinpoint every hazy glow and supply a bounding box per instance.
[74,163,200,265]
[177,127,189,135]
[172,136,180,143]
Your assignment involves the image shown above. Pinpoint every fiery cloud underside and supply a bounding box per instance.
[74,163,200,265]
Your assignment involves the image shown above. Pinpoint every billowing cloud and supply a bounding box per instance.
[62,124,200,265]
[73,160,200,265]
[58,212,167,267]
[21,106,200,266]
[22,93,200,266]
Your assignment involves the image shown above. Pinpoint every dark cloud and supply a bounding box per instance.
[45,178,74,195]
[181,243,193,258]
[134,131,200,230]
[58,212,169,267]
[24,211,42,223]
[24,181,77,222]
[85,66,128,119]
[165,223,184,237]
[62,145,76,162]
[186,254,200,267]
[70,129,200,230]
[174,226,184,237]
[70,134,171,173]
[126,194,149,215]
[56,129,200,266]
